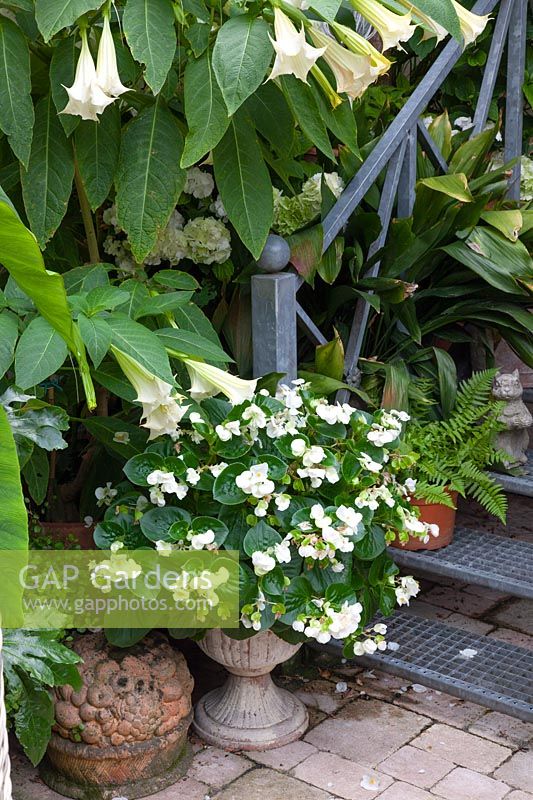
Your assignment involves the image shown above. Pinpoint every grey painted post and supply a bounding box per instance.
[505,0,527,200]
[251,273,298,383]
[396,126,417,218]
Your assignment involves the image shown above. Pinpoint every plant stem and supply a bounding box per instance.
[74,158,100,264]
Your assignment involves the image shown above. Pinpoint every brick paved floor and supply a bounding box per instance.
[11,500,533,800]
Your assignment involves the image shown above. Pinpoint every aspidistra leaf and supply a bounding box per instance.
[0,16,34,166]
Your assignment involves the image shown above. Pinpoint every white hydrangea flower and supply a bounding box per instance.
[183,217,231,265]
[185,167,215,199]
[209,194,228,220]
[145,210,187,266]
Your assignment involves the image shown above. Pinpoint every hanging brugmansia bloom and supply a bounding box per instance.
[61,26,115,121]
[181,358,257,404]
[393,0,447,43]
[111,347,190,440]
[350,0,417,51]
[309,25,375,101]
[451,0,490,46]
[269,7,326,82]
[330,21,392,79]
[96,12,129,98]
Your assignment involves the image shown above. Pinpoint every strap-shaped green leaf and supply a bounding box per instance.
[76,105,121,210]
[0,311,19,378]
[0,404,28,549]
[212,15,273,115]
[115,99,186,261]
[182,48,229,168]
[35,0,103,41]
[0,16,34,166]
[21,94,74,248]
[213,112,273,259]
[123,0,176,95]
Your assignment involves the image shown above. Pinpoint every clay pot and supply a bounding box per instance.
[193,629,308,751]
[391,491,458,551]
[40,522,94,550]
[41,632,194,800]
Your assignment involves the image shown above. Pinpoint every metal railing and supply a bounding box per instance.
[251,0,528,385]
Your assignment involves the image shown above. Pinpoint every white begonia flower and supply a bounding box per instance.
[215,420,242,441]
[327,602,363,639]
[111,347,189,441]
[274,493,291,511]
[185,167,215,198]
[112,430,130,445]
[274,538,292,564]
[336,505,363,531]
[254,499,269,518]
[314,399,354,425]
[242,404,267,432]
[428,523,440,538]
[96,14,129,98]
[182,358,257,404]
[292,619,306,632]
[190,530,216,550]
[61,28,115,121]
[373,623,387,635]
[404,477,417,493]
[186,468,201,485]
[95,482,117,507]
[252,550,277,576]
[189,412,204,424]
[309,25,375,100]
[362,639,377,654]
[147,469,188,500]
[454,115,474,131]
[291,438,307,457]
[351,0,416,51]
[452,0,490,46]
[395,575,419,605]
[367,426,398,446]
[236,463,275,499]
[303,445,326,466]
[149,487,166,507]
[155,540,174,557]
[209,462,228,478]
[359,452,383,473]
[404,513,426,534]
[268,8,326,83]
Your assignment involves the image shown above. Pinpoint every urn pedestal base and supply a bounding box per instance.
[193,630,309,751]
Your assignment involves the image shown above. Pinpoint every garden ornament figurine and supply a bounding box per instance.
[492,370,532,468]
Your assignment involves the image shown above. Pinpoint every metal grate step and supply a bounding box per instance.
[489,450,533,497]
[389,527,533,599]
[320,612,533,722]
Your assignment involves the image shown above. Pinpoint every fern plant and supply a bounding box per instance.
[405,370,508,522]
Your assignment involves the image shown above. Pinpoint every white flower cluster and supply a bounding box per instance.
[394,575,420,606]
[351,622,388,655]
[293,504,361,569]
[291,439,340,487]
[292,599,363,644]
[89,542,142,593]
[367,409,409,447]
[95,482,118,507]
[155,527,216,555]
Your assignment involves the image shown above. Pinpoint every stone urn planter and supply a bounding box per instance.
[40,632,194,800]
[193,629,309,751]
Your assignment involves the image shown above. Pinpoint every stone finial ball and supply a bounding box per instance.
[256,234,291,273]
[53,632,194,747]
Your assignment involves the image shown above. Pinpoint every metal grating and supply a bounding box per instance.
[390,527,533,599]
[489,450,533,497]
[319,612,533,722]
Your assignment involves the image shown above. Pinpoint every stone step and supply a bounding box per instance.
[489,450,533,497]
[320,611,533,722]
[390,527,533,599]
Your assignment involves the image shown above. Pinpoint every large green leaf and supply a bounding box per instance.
[418,174,473,203]
[156,327,231,362]
[0,310,19,378]
[213,111,273,259]
[77,314,112,368]
[408,0,461,41]
[21,94,74,248]
[308,0,342,20]
[182,48,229,168]
[115,100,186,261]
[0,16,34,166]
[123,0,176,94]
[75,105,121,210]
[281,75,334,160]
[22,445,49,505]
[13,677,54,765]
[173,303,223,345]
[107,316,175,384]
[212,15,272,115]
[49,35,79,137]
[0,404,28,549]
[15,317,68,389]
[244,82,294,157]
[36,0,106,41]
[0,201,95,407]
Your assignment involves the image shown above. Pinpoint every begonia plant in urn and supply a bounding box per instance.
[94,368,429,750]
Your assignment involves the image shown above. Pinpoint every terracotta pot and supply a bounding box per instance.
[41,632,193,800]
[40,522,94,550]
[391,491,458,551]
[193,629,308,751]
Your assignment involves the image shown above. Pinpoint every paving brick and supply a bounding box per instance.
[292,751,393,799]
[505,792,533,800]
[468,711,533,750]
[421,587,501,618]
[293,679,355,714]
[352,669,408,702]
[490,599,533,635]
[494,751,533,792]
[444,612,494,635]
[304,698,428,766]
[214,767,338,800]
[488,626,533,650]
[247,740,317,771]
[410,723,511,773]
[432,767,509,800]
[308,707,327,729]
[394,686,485,728]
[372,782,435,800]
[463,585,510,602]
[188,746,251,788]
[377,744,454,789]
[402,601,452,621]
[144,776,212,799]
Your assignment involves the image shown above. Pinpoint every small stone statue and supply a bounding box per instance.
[492,370,532,467]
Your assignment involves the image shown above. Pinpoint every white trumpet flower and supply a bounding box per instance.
[452,0,490,46]
[61,28,115,121]
[111,347,189,440]
[182,358,257,405]
[269,8,326,83]
[395,0,447,43]
[351,0,417,51]
[96,14,129,98]
[331,22,391,78]
[310,25,374,100]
